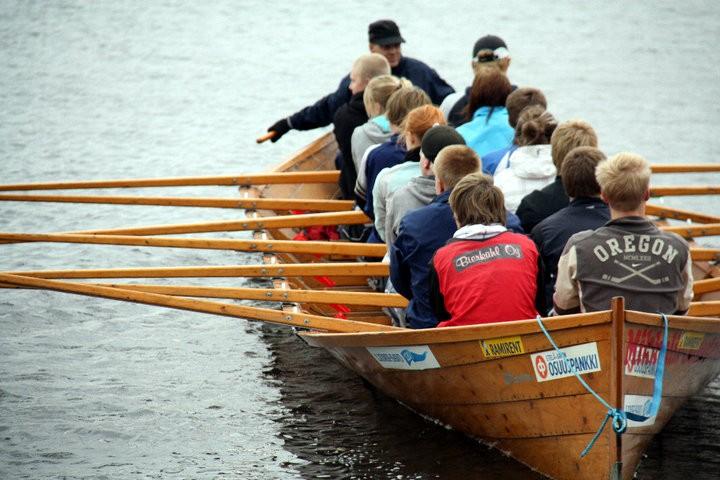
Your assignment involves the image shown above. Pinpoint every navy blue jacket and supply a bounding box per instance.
[516,176,570,234]
[530,196,610,312]
[288,56,454,131]
[390,190,524,329]
[361,135,407,219]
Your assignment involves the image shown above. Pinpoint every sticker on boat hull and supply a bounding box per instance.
[624,394,657,427]
[678,331,704,350]
[480,336,525,359]
[530,342,601,382]
[367,345,441,370]
[625,344,658,379]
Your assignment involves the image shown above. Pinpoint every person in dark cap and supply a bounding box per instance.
[384,125,465,247]
[440,34,514,127]
[265,20,454,143]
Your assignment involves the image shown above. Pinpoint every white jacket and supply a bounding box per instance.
[494,144,556,213]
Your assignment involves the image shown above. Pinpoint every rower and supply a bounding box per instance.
[553,152,693,315]
[530,146,610,312]
[440,34,513,127]
[265,20,454,143]
[429,172,544,327]
[515,119,598,232]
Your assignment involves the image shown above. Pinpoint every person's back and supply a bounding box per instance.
[531,147,610,312]
[515,119,598,232]
[494,106,558,212]
[429,173,541,327]
[265,20,454,142]
[455,68,514,157]
[554,153,693,315]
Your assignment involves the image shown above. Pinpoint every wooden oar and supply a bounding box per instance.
[0,193,354,212]
[688,301,720,317]
[691,248,720,261]
[650,186,720,196]
[7,262,389,279]
[694,277,720,295]
[0,232,386,257]
[88,283,407,307]
[650,164,720,173]
[0,273,396,333]
[256,132,277,144]
[646,204,720,224]
[660,223,720,238]
[0,171,340,191]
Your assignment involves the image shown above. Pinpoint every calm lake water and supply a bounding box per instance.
[1,1,719,479]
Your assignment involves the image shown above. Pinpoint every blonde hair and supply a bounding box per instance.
[595,152,651,212]
[385,86,431,128]
[352,53,391,82]
[449,172,507,227]
[550,120,598,170]
[434,145,481,189]
[401,105,446,144]
[363,76,411,116]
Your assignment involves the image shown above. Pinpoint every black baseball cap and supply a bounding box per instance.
[421,125,466,162]
[472,34,508,59]
[368,20,405,46]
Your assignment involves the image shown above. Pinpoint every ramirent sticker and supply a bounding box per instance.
[530,342,601,382]
[480,336,525,359]
[624,394,657,427]
[367,345,441,370]
[678,331,704,350]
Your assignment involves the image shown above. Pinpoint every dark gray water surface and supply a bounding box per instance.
[1,1,719,479]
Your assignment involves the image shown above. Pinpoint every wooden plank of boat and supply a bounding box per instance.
[253,133,720,479]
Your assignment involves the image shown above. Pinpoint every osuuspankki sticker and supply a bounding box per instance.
[530,342,602,382]
[367,345,441,370]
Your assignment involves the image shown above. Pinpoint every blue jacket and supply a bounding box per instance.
[288,56,455,131]
[390,190,524,329]
[456,106,514,158]
[530,196,610,312]
[361,136,407,219]
[482,144,517,176]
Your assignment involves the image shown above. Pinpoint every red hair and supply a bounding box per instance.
[402,105,446,142]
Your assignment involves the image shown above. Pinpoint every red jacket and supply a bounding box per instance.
[430,232,540,327]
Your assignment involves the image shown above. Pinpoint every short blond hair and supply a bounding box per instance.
[595,152,651,212]
[550,120,598,170]
[434,145,481,189]
[352,53,391,82]
[363,75,411,115]
[449,172,506,227]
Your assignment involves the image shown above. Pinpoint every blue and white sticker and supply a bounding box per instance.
[624,394,657,427]
[367,345,441,370]
[531,342,602,382]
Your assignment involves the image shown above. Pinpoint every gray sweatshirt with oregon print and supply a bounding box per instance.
[554,217,693,314]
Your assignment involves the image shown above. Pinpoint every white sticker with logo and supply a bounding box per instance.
[367,345,441,370]
[624,394,657,427]
[530,342,602,382]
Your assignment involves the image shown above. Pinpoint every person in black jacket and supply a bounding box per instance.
[334,54,390,198]
[266,20,454,142]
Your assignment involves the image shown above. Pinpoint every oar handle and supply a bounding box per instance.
[256,131,277,144]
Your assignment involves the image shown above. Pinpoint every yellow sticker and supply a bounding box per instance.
[678,332,704,350]
[480,336,525,359]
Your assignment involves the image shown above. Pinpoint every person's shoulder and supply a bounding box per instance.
[566,229,597,248]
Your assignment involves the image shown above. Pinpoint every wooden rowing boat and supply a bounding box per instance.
[254,132,720,479]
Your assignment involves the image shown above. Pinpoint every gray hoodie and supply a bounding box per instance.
[384,175,437,247]
[351,118,393,172]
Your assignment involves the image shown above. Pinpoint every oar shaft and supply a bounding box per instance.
[7,262,389,279]
[694,277,720,295]
[688,301,720,317]
[0,171,340,191]
[646,204,720,224]
[0,273,395,333]
[660,223,720,238]
[71,210,368,236]
[691,248,720,261]
[0,232,386,257]
[650,186,720,196]
[651,164,720,173]
[0,193,353,212]
[97,284,408,307]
